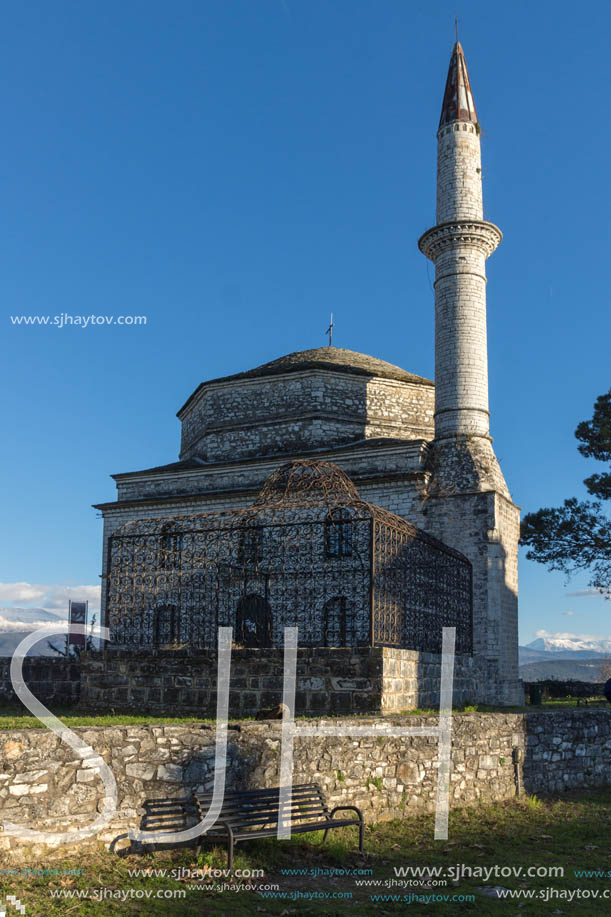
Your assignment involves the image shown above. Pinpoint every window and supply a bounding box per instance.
[153,603,179,646]
[323,596,353,647]
[236,594,272,647]
[325,510,353,558]
[238,523,262,566]
[159,524,182,571]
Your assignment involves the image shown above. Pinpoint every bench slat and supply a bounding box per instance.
[194,800,327,816]
[205,817,361,841]
[194,808,328,829]
[195,815,328,831]
[196,808,326,821]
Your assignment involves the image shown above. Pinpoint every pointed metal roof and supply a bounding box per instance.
[439,41,478,128]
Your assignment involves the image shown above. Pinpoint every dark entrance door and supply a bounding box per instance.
[236,594,272,647]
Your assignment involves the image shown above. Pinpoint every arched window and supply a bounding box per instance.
[238,523,262,566]
[159,523,182,571]
[325,509,353,558]
[323,596,353,647]
[236,594,272,647]
[153,603,180,646]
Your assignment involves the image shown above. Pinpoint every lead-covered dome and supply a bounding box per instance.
[207,346,432,387]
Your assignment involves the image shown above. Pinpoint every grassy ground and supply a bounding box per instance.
[0,705,216,729]
[1,788,610,915]
[0,697,608,729]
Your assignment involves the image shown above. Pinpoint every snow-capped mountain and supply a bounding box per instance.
[0,607,68,656]
[525,634,611,656]
[0,607,66,627]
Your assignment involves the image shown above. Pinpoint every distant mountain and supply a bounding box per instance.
[0,607,67,657]
[526,635,611,656]
[519,634,611,668]
[0,607,65,626]
[0,631,60,657]
[519,646,551,664]
[520,658,609,683]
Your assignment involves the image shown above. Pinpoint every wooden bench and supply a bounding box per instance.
[193,783,364,869]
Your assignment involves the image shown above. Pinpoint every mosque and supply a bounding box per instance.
[94,42,522,706]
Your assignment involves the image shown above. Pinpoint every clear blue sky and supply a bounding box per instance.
[1,0,609,644]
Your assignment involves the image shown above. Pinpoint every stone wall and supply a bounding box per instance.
[178,371,434,463]
[436,121,483,223]
[1,710,609,858]
[0,657,80,706]
[80,647,498,716]
[419,435,521,705]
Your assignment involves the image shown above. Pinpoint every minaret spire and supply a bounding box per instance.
[439,41,478,129]
[419,40,502,442]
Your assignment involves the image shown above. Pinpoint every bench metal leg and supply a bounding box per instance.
[322,819,364,854]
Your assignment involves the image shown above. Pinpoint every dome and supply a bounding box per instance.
[190,346,433,393]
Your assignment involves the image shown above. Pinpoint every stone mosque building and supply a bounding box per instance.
[93,43,522,707]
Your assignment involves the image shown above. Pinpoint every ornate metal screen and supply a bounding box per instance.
[372,519,472,653]
[106,459,473,655]
[106,515,373,650]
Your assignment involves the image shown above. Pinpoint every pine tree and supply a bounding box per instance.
[521,390,611,595]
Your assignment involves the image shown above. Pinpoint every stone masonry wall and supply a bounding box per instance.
[80,648,497,716]
[112,442,428,504]
[0,657,80,706]
[433,242,491,438]
[0,711,609,858]
[436,122,483,223]
[423,485,521,705]
[179,372,434,463]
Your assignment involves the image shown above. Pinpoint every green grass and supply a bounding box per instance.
[0,705,218,730]
[399,698,609,716]
[1,788,610,914]
[0,695,608,730]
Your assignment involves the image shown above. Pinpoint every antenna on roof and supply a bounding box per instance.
[455,15,459,43]
[325,313,334,347]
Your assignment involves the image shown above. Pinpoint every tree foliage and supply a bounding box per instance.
[520,390,611,596]
[599,656,611,683]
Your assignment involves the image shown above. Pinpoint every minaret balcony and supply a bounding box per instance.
[418,220,502,261]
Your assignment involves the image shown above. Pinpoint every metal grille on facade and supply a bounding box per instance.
[107,460,472,655]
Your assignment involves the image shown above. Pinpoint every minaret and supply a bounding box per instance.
[418,41,522,705]
[419,41,502,444]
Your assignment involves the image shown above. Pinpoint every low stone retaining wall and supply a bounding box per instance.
[0,709,609,858]
[80,647,497,715]
[0,657,80,706]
